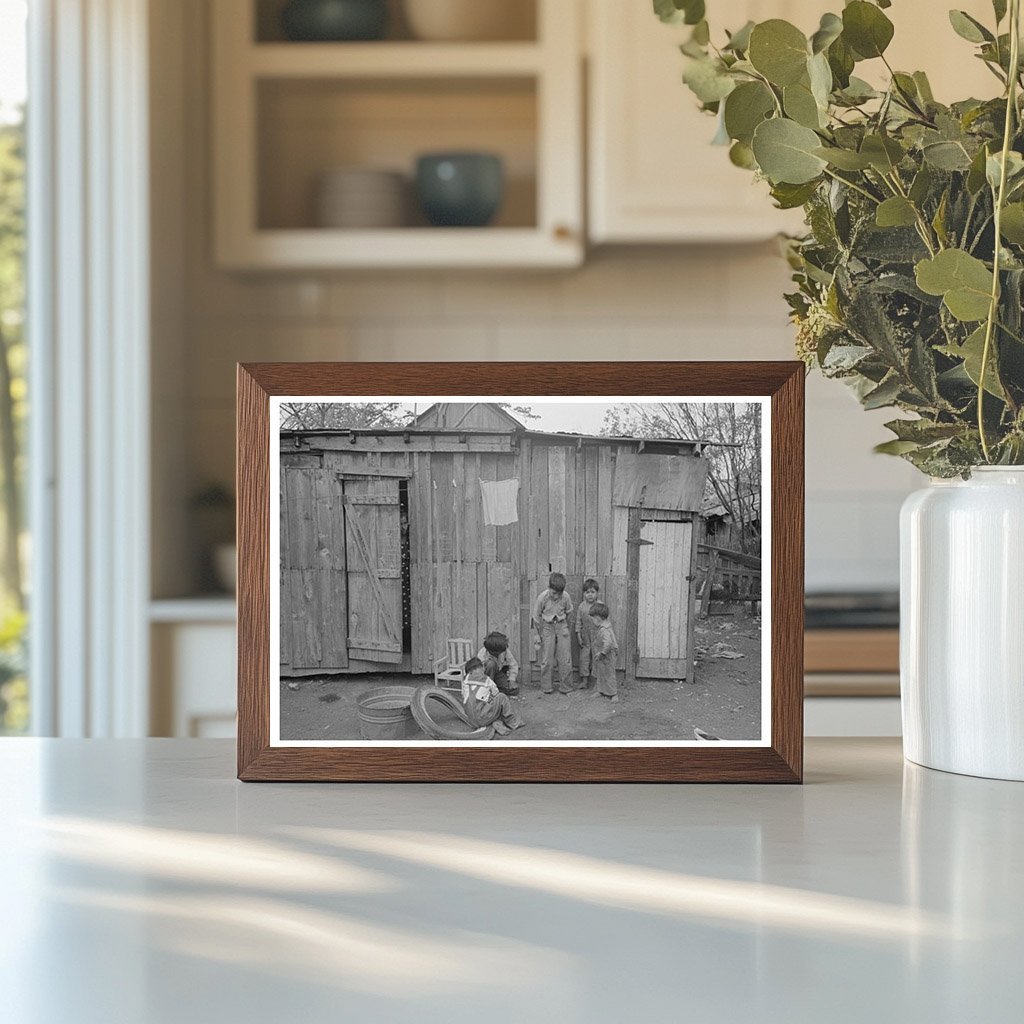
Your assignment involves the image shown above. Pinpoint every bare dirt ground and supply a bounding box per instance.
[280,616,761,742]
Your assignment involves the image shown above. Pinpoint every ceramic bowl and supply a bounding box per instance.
[403,0,533,41]
[281,0,388,42]
[315,168,407,228]
[415,152,504,227]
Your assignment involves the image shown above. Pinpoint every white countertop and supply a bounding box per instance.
[1,738,1021,1023]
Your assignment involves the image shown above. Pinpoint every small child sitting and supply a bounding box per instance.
[461,656,523,736]
[575,578,600,689]
[478,631,520,697]
[589,601,620,702]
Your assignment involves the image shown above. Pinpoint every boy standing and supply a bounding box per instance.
[575,578,600,689]
[460,656,523,735]
[589,601,620,702]
[532,572,574,695]
[478,631,520,697]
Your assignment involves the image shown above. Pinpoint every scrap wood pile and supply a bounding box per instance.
[697,543,762,618]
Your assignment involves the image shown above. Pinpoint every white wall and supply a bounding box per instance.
[157,0,921,598]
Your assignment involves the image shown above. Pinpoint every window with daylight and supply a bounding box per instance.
[0,0,28,734]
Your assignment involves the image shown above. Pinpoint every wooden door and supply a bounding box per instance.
[280,466,348,672]
[636,517,695,679]
[343,478,404,663]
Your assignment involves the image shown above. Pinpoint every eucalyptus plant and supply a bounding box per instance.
[657,0,1024,475]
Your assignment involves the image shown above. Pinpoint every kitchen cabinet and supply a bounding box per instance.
[587,0,998,244]
[211,0,583,269]
[150,600,237,738]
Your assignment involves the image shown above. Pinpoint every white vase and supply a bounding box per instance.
[900,467,1024,780]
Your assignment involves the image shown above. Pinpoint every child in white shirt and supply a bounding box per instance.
[461,657,523,735]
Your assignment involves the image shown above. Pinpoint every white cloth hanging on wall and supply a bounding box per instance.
[480,478,520,526]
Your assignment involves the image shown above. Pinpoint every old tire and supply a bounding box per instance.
[410,686,494,741]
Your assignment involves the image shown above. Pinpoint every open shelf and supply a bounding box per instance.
[212,0,581,268]
[257,77,537,232]
[254,0,538,44]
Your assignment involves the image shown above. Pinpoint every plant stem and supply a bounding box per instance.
[979,0,1021,462]
[822,167,880,205]
[884,171,939,254]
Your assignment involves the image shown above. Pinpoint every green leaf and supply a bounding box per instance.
[770,180,820,209]
[967,144,991,193]
[876,197,918,228]
[874,439,922,455]
[814,146,872,170]
[842,1,895,59]
[653,0,705,26]
[923,139,972,171]
[827,36,856,88]
[729,140,757,169]
[939,325,1006,398]
[723,81,775,144]
[810,12,843,54]
[751,118,828,184]
[784,80,824,129]
[993,0,1008,24]
[860,133,904,173]
[913,71,935,104]
[862,374,903,409]
[915,249,994,321]
[1000,203,1024,244]
[932,190,950,246]
[748,20,809,86]
[837,76,879,104]
[682,57,736,104]
[884,418,962,444]
[948,10,994,44]
[909,164,933,205]
[724,20,755,53]
[808,51,833,108]
[986,150,1024,191]
[691,19,710,45]
[711,109,731,145]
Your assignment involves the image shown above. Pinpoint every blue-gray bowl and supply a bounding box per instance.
[415,152,505,228]
[281,0,388,42]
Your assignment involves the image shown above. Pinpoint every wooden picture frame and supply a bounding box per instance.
[237,362,804,782]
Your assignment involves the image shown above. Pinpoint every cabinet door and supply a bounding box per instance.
[588,0,995,244]
[588,0,812,243]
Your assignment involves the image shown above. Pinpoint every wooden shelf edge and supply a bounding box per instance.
[216,227,583,270]
[249,41,543,79]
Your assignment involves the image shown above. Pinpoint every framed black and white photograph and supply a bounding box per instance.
[237,362,804,782]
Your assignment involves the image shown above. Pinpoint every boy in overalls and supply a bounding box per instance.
[532,572,574,695]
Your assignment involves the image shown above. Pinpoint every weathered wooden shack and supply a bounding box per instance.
[280,403,709,684]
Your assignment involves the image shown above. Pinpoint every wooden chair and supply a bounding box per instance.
[433,639,476,691]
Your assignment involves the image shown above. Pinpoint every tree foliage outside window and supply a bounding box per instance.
[0,108,26,734]
[0,0,27,733]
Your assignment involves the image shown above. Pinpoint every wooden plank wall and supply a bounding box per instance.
[518,441,630,676]
[283,438,702,682]
[408,449,521,674]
